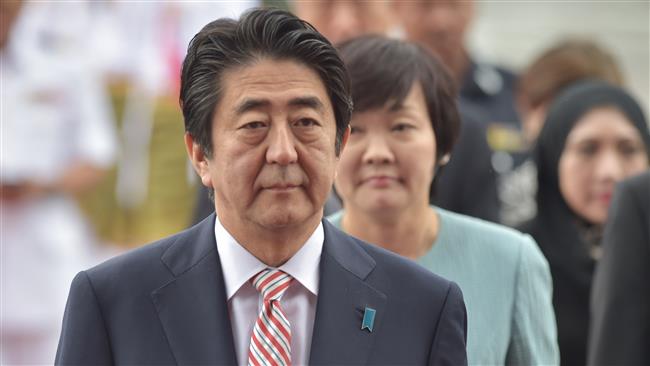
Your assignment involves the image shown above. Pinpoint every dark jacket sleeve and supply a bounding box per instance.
[588,173,650,366]
[429,281,468,366]
[55,271,113,365]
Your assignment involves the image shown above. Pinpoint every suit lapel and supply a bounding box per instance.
[151,214,238,365]
[309,221,387,365]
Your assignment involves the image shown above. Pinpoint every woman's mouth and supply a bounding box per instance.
[363,176,398,188]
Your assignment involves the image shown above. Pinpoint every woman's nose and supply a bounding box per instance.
[594,150,624,183]
[362,134,394,165]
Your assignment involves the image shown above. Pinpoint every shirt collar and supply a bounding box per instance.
[215,215,323,300]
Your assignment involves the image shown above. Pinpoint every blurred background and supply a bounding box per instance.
[471,1,649,115]
[1,0,648,364]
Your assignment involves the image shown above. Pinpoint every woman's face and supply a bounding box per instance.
[559,106,649,225]
[334,83,437,215]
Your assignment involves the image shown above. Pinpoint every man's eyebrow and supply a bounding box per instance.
[288,96,325,113]
[235,98,270,116]
[234,96,326,116]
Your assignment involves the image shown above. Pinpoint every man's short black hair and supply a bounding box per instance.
[337,35,461,163]
[180,7,353,157]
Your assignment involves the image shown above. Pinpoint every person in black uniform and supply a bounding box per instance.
[395,0,522,223]
[432,109,499,222]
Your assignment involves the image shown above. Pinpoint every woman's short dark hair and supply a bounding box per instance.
[180,7,353,157]
[337,35,461,162]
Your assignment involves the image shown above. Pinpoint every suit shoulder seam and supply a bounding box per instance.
[81,270,114,358]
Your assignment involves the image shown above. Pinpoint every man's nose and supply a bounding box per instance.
[266,124,298,165]
[362,134,394,165]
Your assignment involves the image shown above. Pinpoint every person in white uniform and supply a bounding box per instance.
[0,2,117,363]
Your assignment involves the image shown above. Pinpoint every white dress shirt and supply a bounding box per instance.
[215,216,323,366]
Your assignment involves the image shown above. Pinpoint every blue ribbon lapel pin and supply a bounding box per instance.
[361,307,376,332]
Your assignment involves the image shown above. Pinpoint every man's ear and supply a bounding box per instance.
[184,133,213,188]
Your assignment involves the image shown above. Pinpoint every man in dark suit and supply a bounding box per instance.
[55,8,467,365]
[588,170,650,366]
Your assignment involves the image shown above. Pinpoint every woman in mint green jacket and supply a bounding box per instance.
[328,35,559,365]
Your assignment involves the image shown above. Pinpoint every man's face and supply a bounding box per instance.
[190,58,343,231]
[294,0,394,45]
[395,0,473,69]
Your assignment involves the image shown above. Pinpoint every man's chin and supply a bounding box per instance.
[253,207,317,230]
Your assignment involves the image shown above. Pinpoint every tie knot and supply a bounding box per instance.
[251,269,293,302]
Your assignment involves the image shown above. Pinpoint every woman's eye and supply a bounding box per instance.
[570,140,597,156]
[619,143,643,156]
[392,123,414,132]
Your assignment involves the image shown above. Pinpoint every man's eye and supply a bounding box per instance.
[242,121,266,129]
[295,118,319,127]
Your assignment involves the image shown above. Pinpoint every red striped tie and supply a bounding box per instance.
[248,269,294,366]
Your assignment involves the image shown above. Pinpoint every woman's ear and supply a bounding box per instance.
[439,153,451,166]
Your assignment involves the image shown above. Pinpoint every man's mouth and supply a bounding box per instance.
[264,184,301,192]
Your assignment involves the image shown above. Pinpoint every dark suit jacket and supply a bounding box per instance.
[588,170,650,366]
[56,215,467,365]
